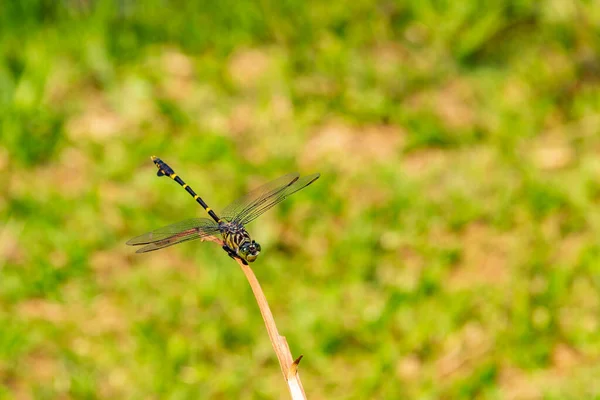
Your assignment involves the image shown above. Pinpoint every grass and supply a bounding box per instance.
[1,0,600,398]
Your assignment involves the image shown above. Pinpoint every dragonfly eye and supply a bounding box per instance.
[240,241,261,262]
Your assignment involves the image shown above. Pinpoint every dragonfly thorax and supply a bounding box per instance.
[219,221,261,263]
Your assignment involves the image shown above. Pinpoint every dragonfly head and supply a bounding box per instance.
[239,240,261,263]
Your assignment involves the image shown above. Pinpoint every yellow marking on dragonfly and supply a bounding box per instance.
[194,195,200,200]
[171,174,178,179]
[206,207,212,212]
[182,184,188,189]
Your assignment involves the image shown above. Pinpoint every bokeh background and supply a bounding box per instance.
[1,1,600,398]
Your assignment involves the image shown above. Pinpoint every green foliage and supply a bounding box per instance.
[1,0,600,398]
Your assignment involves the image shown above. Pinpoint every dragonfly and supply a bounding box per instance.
[127,157,320,264]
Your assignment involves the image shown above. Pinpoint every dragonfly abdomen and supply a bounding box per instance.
[151,156,221,223]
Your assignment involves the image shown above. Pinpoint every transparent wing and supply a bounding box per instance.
[126,218,220,253]
[236,173,320,226]
[222,173,320,226]
[220,173,300,222]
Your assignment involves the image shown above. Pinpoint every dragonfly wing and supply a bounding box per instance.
[134,234,208,253]
[220,173,300,222]
[126,218,220,253]
[234,173,320,226]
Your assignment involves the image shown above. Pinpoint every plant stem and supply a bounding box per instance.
[203,237,307,399]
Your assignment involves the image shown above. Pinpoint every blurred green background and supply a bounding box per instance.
[1,0,600,398]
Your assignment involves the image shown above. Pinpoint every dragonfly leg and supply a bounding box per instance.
[222,245,248,265]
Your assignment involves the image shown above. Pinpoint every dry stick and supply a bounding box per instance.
[203,237,307,399]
